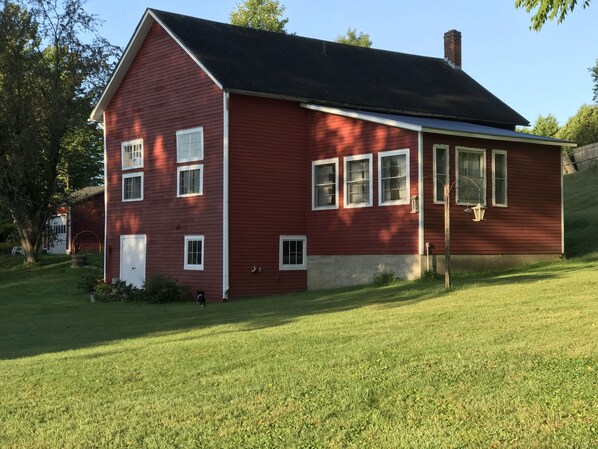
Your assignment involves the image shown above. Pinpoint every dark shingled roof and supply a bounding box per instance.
[151,9,528,128]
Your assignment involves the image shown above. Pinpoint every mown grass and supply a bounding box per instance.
[1,253,597,448]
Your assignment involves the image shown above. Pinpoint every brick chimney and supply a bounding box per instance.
[444,29,462,69]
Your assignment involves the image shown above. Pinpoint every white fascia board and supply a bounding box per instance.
[90,9,223,123]
[420,127,577,148]
[301,104,423,132]
[149,10,223,91]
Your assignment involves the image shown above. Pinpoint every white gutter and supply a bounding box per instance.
[103,113,108,282]
[222,92,230,300]
[418,132,424,256]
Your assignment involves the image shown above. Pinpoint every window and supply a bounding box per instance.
[279,236,307,270]
[378,149,410,206]
[456,147,486,205]
[122,139,143,170]
[433,145,449,204]
[177,164,203,197]
[184,235,204,270]
[344,154,373,207]
[122,172,144,202]
[177,127,204,162]
[493,150,507,206]
[312,158,338,210]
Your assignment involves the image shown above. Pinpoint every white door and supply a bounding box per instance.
[120,234,146,288]
[48,215,67,254]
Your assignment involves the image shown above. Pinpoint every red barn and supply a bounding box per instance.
[90,10,574,300]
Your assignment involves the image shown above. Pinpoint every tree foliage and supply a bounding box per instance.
[591,59,598,103]
[0,0,119,263]
[519,113,560,136]
[335,28,372,48]
[229,0,288,33]
[515,0,592,30]
[556,104,598,146]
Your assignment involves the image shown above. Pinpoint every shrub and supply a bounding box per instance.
[77,266,102,293]
[144,274,191,303]
[372,270,396,287]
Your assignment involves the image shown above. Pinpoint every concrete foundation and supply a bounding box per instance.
[307,253,562,290]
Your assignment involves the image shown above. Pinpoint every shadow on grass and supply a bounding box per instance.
[0,255,444,360]
[2,253,595,360]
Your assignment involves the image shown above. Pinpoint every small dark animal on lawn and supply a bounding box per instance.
[196,290,206,307]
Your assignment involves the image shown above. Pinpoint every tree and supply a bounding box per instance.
[556,104,598,146]
[229,0,288,33]
[0,0,119,264]
[515,0,592,30]
[335,28,372,47]
[519,114,560,136]
[591,59,598,103]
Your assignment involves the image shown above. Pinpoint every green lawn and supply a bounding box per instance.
[1,253,597,448]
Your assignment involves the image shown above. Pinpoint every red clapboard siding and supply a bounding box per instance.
[422,134,562,255]
[228,95,308,297]
[104,22,224,300]
[307,112,420,255]
[71,193,104,252]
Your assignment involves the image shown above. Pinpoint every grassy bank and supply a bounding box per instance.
[1,254,596,448]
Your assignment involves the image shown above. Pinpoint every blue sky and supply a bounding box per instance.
[85,0,598,127]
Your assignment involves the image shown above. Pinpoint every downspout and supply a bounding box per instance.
[67,206,72,254]
[222,92,230,300]
[418,132,425,259]
[561,148,565,256]
[102,114,109,283]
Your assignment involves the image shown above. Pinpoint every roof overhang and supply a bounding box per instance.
[89,9,222,123]
[302,104,576,148]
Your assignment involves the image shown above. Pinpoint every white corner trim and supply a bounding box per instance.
[222,92,230,300]
[103,112,108,281]
[418,132,424,256]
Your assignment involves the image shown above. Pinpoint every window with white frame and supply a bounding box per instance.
[177,164,203,197]
[378,149,410,206]
[279,235,307,270]
[312,158,338,210]
[492,150,507,206]
[344,154,373,207]
[184,235,204,270]
[122,139,143,170]
[122,172,144,202]
[456,147,486,205]
[177,127,204,163]
[433,145,449,204]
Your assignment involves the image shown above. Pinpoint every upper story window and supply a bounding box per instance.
[433,145,449,204]
[122,172,144,202]
[177,127,204,163]
[492,150,508,207]
[312,158,338,210]
[177,164,203,197]
[122,139,143,170]
[279,235,307,270]
[378,149,410,206]
[344,154,373,208]
[456,147,486,205]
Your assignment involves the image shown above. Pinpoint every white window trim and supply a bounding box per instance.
[378,149,410,206]
[492,149,508,207]
[433,144,450,204]
[344,153,373,208]
[121,138,143,170]
[176,127,204,163]
[312,157,339,210]
[122,171,144,202]
[177,164,204,198]
[184,235,205,271]
[455,147,486,206]
[279,235,307,271]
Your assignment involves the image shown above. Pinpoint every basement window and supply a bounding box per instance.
[279,236,307,270]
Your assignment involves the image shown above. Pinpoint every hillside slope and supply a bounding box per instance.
[564,167,598,257]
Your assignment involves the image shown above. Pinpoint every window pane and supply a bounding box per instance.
[282,239,303,266]
[124,176,142,200]
[179,168,201,195]
[495,154,505,178]
[495,179,506,204]
[458,151,484,204]
[178,131,202,161]
[381,154,407,204]
[187,239,203,266]
[315,163,336,207]
[346,158,370,206]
